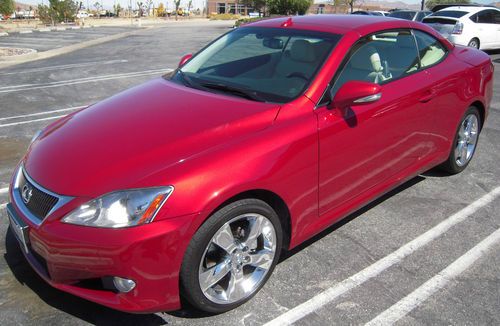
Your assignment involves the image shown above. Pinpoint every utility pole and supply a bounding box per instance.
[421,0,424,10]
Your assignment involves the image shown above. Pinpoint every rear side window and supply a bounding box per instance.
[473,9,500,24]
[413,30,447,68]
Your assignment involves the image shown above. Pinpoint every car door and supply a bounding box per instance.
[316,30,436,216]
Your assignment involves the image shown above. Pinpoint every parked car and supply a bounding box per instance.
[422,6,500,49]
[352,10,384,16]
[389,10,432,21]
[7,14,492,314]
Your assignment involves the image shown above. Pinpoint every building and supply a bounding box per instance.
[207,0,254,16]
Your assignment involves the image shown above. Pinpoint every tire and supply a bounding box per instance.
[440,106,481,174]
[467,38,480,49]
[180,199,283,313]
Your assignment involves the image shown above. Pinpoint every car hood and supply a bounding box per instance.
[24,78,280,197]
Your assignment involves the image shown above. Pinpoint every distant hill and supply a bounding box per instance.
[362,0,421,10]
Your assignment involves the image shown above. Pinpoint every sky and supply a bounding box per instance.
[16,0,496,11]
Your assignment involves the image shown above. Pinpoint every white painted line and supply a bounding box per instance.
[0,59,128,76]
[0,203,6,210]
[19,30,33,34]
[38,28,51,32]
[0,68,171,94]
[0,115,67,128]
[0,32,9,36]
[55,27,66,31]
[366,227,500,326]
[263,186,500,326]
[0,106,86,122]
[0,187,8,194]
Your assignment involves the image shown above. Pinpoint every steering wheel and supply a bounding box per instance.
[286,72,309,81]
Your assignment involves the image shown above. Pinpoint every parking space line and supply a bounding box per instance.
[0,68,172,94]
[0,106,86,122]
[0,60,128,76]
[365,227,500,326]
[0,115,66,128]
[263,186,500,326]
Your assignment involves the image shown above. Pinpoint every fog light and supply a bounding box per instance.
[112,277,136,293]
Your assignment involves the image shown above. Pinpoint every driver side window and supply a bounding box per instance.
[330,30,420,97]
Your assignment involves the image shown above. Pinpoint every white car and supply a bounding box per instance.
[422,6,500,50]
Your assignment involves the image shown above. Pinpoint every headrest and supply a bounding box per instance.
[349,46,382,72]
[290,40,316,63]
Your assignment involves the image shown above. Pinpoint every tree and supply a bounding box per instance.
[145,0,153,16]
[38,0,78,25]
[267,0,313,15]
[0,0,15,17]
[174,0,181,20]
[157,2,165,16]
[425,0,469,10]
[94,2,103,18]
[137,1,144,17]
[114,3,122,16]
[241,0,266,15]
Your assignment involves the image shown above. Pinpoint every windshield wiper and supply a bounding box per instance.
[199,82,266,102]
[176,69,199,89]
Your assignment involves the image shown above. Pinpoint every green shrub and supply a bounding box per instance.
[234,17,264,27]
[209,13,240,20]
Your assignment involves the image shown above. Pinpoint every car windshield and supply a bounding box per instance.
[430,10,468,18]
[170,27,341,103]
[389,11,416,20]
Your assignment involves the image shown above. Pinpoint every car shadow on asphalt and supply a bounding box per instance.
[3,229,169,325]
[279,175,426,262]
[3,175,428,323]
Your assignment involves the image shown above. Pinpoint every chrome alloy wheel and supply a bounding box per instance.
[455,114,479,167]
[198,213,277,304]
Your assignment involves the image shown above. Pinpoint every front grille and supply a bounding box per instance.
[17,171,59,221]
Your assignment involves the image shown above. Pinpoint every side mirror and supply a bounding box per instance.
[331,80,382,116]
[178,53,193,68]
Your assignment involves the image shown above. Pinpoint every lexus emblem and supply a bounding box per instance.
[21,184,33,204]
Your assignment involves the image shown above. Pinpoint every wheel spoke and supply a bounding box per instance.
[245,215,264,248]
[199,261,231,292]
[461,141,468,161]
[249,249,274,270]
[212,223,237,254]
[226,271,246,301]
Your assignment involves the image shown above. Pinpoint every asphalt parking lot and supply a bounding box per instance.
[0,26,140,52]
[0,20,499,325]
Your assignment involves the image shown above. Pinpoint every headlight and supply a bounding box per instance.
[62,186,174,228]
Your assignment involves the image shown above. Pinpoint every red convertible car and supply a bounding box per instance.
[7,15,493,313]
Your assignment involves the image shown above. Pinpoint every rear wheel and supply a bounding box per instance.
[467,38,480,49]
[440,106,481,174]
[180,199,282,313]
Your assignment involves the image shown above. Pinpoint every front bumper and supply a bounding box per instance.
[6,199,198,313]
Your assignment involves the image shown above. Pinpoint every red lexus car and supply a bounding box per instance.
[6,15,493,314]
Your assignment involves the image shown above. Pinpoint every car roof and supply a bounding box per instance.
[437,6,499,14]
[244,14,410,35]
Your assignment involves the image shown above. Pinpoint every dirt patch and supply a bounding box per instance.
[0,47,36,57]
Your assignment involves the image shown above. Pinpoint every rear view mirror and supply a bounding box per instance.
[178,53,193,68]
[263,38,283,50]
[332,80,382,116]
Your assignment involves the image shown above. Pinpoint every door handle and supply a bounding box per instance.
[419,90,436,103]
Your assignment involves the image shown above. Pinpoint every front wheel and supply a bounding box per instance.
[180,199,282,313]
[440,106,481,174]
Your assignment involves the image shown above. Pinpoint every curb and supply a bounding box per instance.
[0,26,157,69]
[0,32,8,37]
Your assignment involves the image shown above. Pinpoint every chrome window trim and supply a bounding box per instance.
[13,165,74,226]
